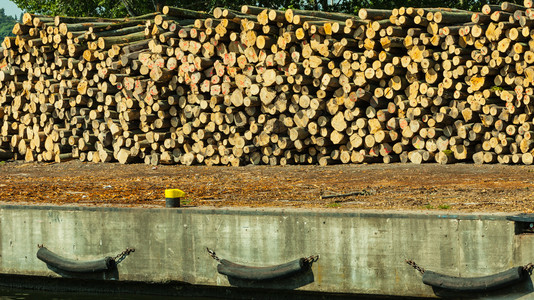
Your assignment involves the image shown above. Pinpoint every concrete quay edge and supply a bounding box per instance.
[0,204,531,298]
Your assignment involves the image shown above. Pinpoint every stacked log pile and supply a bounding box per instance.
[3,3,534,166]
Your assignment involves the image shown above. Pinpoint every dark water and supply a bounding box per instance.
[0,288,214,300]
[0,287,411,300]
[0,274,422,300]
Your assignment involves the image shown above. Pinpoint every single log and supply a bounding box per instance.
[97,31,148,49]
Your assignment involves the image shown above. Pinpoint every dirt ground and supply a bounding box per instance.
[0,160,533,213]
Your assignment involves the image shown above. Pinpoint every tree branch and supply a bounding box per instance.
[121,0,138,16]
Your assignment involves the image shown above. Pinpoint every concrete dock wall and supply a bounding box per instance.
[0,205,532,298]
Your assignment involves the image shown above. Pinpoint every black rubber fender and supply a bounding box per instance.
[217,258,310,281]
[422,266,528,292]
[37,246,115,273]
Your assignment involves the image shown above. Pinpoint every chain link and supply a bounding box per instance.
[406,259,425,274]
[524,263,534,275]
[207,248,221,262]
[304,255,320,264]
[114,247,135,264]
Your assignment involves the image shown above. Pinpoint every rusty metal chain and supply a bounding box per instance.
[114,247,135,264]
[406,259,425,274]
[207,248,221,262]
[524,263,534,274]
[304,255,320,264]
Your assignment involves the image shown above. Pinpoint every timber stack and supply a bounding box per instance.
[2,3,534,166]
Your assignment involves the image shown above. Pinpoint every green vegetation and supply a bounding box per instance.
[327,202,341,208]
[180,198,193,206]
[0,9,17,41]
[423,203,451,209]
[11,0,522,18]
[350,0,515,14]
[423,203,434,209]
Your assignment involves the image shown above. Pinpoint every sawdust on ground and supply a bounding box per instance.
[0,160,533,213]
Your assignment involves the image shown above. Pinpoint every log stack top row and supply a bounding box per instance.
[2,3,534,166]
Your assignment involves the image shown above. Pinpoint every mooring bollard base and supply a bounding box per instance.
[165,198,180,208]
[165,189,185,208]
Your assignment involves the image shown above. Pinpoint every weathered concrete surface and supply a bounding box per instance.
[0,205,532,298]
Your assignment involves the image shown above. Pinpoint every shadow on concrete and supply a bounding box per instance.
[46,263,119,280]
[430,276,534,299]
[225,267,315,289]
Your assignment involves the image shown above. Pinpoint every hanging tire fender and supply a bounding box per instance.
[37,246,115,273]
[422,267,528,292]
[217,257,310,281]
